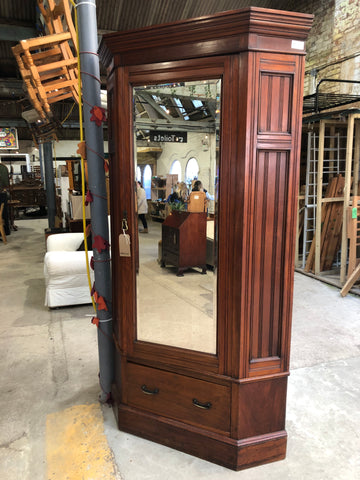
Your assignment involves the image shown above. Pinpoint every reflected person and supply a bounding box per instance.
[136,181,149,233]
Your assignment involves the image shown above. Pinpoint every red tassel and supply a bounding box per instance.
[90,256,94,270]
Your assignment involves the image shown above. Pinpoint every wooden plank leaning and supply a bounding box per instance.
[340,262,360,297]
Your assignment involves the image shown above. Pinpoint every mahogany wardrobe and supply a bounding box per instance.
[99,7,312,471]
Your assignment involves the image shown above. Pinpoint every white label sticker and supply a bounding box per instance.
[291,40,305,50]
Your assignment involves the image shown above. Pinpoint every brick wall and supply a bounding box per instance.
[289,0,360,96]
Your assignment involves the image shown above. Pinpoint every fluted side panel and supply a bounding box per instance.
[249,150,289,361]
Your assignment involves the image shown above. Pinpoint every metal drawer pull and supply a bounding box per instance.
[141,384,159,395]
[193,398,212,410]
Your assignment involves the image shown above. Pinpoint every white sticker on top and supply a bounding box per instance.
[291,40,305,50]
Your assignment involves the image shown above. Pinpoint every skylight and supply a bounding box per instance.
[174,97,189,120]
[192,99,203,108]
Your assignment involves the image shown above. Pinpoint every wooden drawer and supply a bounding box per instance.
[124,363,231,434]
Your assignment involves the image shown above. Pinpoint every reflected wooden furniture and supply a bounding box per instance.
[161,211,207,276]
[150,174,178,221]
[100,7,312,471]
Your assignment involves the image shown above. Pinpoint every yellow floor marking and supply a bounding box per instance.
[46,403,118,480]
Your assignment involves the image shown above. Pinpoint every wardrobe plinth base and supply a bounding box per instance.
[114,403,287,471]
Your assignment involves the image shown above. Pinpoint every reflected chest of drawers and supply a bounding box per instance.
[161,211,207,276]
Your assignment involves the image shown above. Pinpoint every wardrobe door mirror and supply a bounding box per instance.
[133,79,221,354]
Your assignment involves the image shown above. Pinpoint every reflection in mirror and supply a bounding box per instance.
[134,79,221,354]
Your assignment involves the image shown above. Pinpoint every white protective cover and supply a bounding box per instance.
[44,232,94,307]
[46,232,84,252]
[43,217,111,307]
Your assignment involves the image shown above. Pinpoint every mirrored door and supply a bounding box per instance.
[133,79,221,354]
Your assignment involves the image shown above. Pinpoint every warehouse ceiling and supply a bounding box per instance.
[0,0,304,141]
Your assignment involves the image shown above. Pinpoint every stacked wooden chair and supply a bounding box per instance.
[12,0,79,123]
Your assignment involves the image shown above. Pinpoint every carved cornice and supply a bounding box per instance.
[99,7,313,68]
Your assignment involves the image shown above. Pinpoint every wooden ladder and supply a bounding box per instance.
[304,175,345,273]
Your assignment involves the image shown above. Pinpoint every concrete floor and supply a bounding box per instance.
[0,218,359,479]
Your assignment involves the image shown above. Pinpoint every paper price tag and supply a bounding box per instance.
[352,207,357,219]
[119,233,131,257]
[291,40,305,50]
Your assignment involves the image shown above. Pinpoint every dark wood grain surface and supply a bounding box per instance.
[101,6,312,471]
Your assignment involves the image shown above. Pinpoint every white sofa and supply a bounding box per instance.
[44,232,94,308]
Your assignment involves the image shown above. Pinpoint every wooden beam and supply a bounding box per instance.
[321,196,345,203]
[37,58,78,73]
[320,175,345,271]
[340,262,360,297]
[340,114,355,283]
[19,31,72,48]
[353,120,360,197]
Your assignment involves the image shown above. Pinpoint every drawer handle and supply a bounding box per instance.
[141,384,159,395]
[193,398,212,410]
